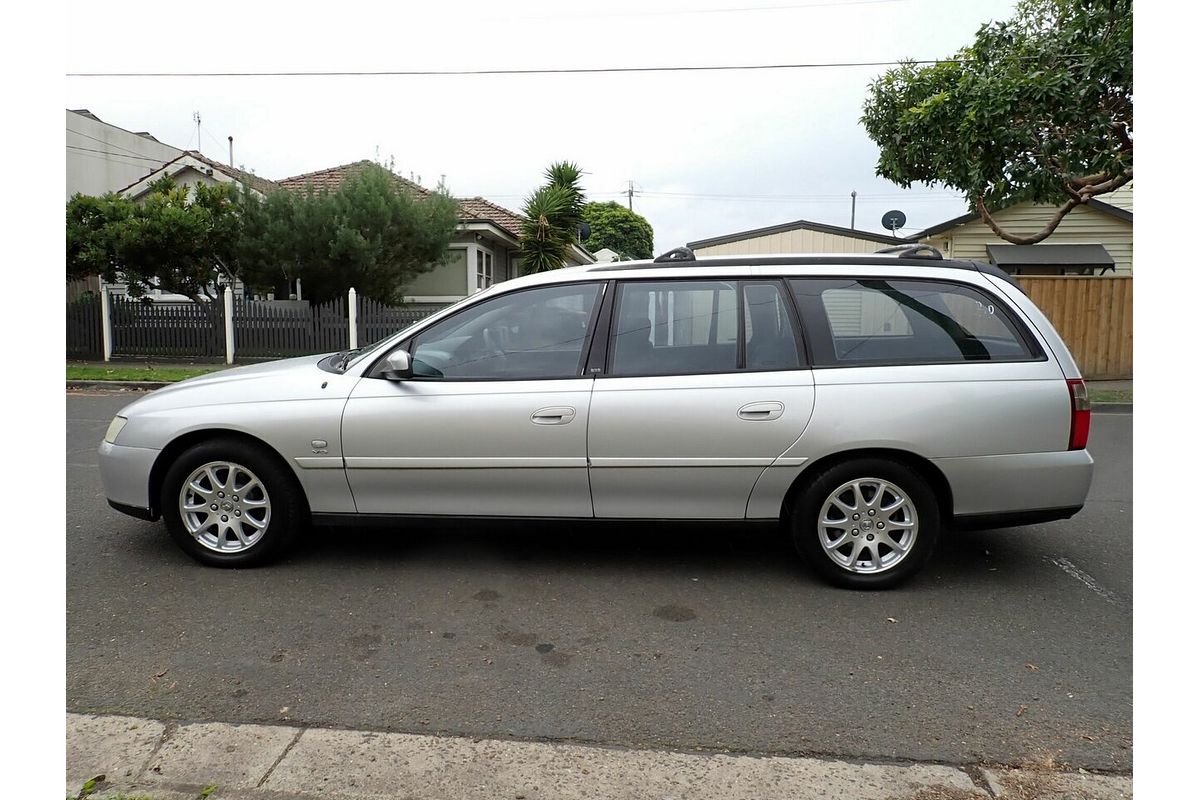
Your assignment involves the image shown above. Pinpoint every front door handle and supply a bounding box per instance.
[738,401,784,421]
[531,406,577,425]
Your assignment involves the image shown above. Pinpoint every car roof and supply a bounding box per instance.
[497,252,1016,291]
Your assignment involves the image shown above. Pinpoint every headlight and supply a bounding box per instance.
[104,416,128,444]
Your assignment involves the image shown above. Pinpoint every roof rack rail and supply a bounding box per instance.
[653,246,695,263]
[874,243,943,260]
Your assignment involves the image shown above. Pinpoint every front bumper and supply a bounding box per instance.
[98,440,160,518]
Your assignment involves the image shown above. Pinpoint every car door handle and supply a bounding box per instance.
[531,406,577,425]
[738,401,784,421]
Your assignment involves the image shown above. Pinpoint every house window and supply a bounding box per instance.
[476,249,494,291]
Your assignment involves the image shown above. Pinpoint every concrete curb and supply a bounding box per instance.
[66,712,1131,800]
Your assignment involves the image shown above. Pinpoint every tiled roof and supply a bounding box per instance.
[276,160,430,198]
[278,164,526,237]
[455,196,525,237]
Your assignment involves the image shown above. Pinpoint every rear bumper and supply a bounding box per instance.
[98,440,160,516]
[934,449,1094,518]
[950,505,1083,531]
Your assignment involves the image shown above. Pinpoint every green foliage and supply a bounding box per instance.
[861,0,1131,243]
[581,202,654,260]
[68,162,460,307]
[238,163,459,304]
[519,161,586,273]
[66,179,242,303]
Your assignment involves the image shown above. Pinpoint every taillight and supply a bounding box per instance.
[1067,379,1091,451]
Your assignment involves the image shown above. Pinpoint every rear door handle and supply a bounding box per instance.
[738,401,784,421]
[531,406,577,425]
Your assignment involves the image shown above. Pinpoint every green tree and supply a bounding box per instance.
[66,177,243,304]
[581,202,654,260]
[861,0,1131,244]
[236,164,459,305]
[519,161,586,273]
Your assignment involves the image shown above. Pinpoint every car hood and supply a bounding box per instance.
[116,354,353,416]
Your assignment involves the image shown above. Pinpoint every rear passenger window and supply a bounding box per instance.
[789,278,1037,366]
[611,281,738,375]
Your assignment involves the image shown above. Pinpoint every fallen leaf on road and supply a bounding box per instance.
[1025,663,1039,671]
[152,668,168,679]
[886,617,898,623]
[1016,704,1028,717]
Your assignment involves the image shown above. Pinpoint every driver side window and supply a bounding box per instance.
[408,283,602,380]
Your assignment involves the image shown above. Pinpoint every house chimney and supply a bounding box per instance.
[228,136,234,167]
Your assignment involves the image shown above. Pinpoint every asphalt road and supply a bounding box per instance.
[66,390,1132,771]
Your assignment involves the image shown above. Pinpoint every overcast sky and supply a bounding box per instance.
[65,0,1018,252]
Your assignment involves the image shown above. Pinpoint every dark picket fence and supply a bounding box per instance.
[110,297,225,359]
[233,299,332,359]
[314,296,351,354]
[68,293,445,361]
[66,297,103,360]
[357,298,447,347]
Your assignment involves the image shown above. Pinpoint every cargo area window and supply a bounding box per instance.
[789,278,1039,367]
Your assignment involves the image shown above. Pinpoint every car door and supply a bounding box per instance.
[341,281,605,517]
[587,278,816,519]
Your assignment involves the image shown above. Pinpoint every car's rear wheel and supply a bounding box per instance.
[791,458,939,589]
[161,438,304,567]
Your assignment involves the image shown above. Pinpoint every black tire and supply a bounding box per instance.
[161,437,306,567]
[791,458,940,589]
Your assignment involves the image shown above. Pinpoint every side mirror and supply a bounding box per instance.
[379,349,414,381]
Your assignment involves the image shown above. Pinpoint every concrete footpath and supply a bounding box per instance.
[67,713,1131,800]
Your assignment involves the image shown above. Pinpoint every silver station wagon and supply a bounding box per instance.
[99,245,1093,588]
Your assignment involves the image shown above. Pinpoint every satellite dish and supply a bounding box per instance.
[882,210,907,234]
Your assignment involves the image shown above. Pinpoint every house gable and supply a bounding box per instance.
[688,218,911,256]
[119,152,278,200]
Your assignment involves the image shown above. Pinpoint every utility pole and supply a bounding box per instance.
[193,111,201,153]
[850,190,857,230]
[627,180,634,211]
[228,136,234,167]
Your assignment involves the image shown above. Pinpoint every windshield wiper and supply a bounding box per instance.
[332,348,361,372]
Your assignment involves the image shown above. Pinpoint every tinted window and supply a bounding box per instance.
[611,281,738,375]
[744,283,801,371]
[789,278,1036,366]
[408,283,601,379]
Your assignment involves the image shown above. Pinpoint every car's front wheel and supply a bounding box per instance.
[791,458,939,589]
[161,438,304,567]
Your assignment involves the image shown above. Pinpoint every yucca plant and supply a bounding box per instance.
[519,161,586,273]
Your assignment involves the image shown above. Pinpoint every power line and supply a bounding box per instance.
[66,144,170,165]
[66,146,165,172]
[66,54,1081,79]
[66,126,173,159]
[508,0,906,21]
